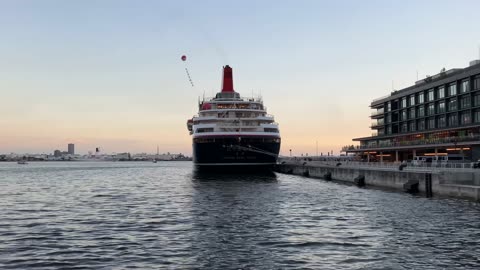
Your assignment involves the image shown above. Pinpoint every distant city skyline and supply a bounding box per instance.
[1,0,480,156]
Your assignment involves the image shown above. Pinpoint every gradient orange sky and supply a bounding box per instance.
[1,1,480,156]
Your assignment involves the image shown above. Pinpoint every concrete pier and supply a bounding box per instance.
[275,161,480,202]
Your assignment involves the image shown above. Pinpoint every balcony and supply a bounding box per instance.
[371,109,385,117]
[370,122,384,128]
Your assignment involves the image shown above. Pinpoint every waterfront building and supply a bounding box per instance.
[68,143,75,155]
[54,150,62,157]
[344,59,480,162]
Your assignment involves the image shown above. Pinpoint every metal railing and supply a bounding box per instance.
[354,134,480,150]
[280,158,480,172]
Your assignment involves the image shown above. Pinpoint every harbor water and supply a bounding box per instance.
[0,161,479,269]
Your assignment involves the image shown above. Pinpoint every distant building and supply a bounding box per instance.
[54,150,62,157]
[68,143,75,155]
[344,59,480,162]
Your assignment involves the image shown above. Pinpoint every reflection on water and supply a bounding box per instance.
[0,161,479,269]
[190,170,280,269]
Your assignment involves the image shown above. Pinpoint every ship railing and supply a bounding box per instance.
[202,96,264,102]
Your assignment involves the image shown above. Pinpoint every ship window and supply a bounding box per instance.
[194,138,215,143]
[264,128,279,133]
[196,128,214,133]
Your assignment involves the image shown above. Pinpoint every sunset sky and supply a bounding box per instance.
[1,0,480,156]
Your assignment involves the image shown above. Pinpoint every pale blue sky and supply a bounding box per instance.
[1,0,480,155]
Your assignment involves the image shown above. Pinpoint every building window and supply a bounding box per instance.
[418,119,425,130]
[474,76,480,90]
[387,102,391,112]
[386,126,392,134]
[427,117,435,129]
[449,83,457,96]
[461,79,470,93]
[410,95,415,106]
[409,121,416,131]
[438,86,445,99]
[401,110,407,120]
[438,101,446,113]
[448,114,458,126]
[401,97,407,108]
[448,98,457,111]
[428,89,434,101]
[409,108,415,119]
[417,106,425,117]
[460,95,471,109]
[474,94,480,106]
[474,110,480,123]
[401,122,407,133]
[386,113,391,123]
[460,111,471,125]
[418,93,424,103]
[428,103,435,115]
[438,116,446,128]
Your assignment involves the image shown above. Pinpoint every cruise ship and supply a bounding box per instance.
[187,65,281,169]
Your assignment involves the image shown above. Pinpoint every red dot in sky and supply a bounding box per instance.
[181,55,187,61]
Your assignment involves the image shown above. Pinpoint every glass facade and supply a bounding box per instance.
[474,76,480,90]
[418,119,425,130]
[448,98,457,111]
[428,103,435,115]
[449,83,457,96]
[358,65,480,156]
[438,115,446,128]
[427,117,435,129]
[409,121,416,131]
[409,108,415,119]
[461,111,471,124]
[418,106,424,117]
[438,86,445,98]
[428,89,434,101]
[438,101,446,113]
[448,114,458,126]
[474,93,480,107]
[401,110,407,121]
[461,79,470,93]
[475,110,480,123]
[460,95,471,109]
[366,68,480,143]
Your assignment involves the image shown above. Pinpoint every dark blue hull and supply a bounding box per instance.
[193,136,281,170]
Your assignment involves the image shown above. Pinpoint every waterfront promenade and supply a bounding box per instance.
[276,158,480,202]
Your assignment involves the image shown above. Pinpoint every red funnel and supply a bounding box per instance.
[221,65,234,92]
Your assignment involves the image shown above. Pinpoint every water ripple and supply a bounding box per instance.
[0,161,479,269]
